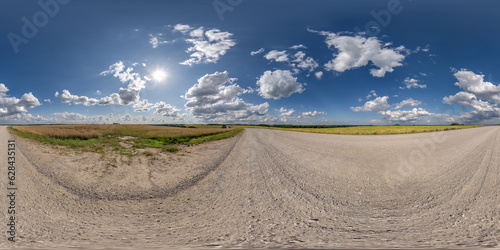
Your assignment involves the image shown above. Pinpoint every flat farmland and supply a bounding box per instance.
[10,124,233,139]
[240,125,488,135]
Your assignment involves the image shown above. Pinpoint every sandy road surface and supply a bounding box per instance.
[1,126,500,248]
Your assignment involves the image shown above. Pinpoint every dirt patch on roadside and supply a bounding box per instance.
[14,133,241,200]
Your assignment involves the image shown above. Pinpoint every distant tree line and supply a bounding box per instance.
[251,124,357,128]
[154,124,189,128]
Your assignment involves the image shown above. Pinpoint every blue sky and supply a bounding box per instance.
[1,0,500,125]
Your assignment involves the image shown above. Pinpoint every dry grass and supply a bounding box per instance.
[11,124,231,139]
[9,124,241,155]
[238,125,488,135]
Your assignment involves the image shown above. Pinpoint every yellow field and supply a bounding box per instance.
[238,125,489,135]
[11,124,232,139]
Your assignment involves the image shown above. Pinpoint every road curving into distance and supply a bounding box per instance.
[1,126,499,248]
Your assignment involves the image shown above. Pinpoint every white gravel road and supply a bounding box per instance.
[1,126,499,249]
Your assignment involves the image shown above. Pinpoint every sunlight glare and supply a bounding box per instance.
[151,69,167,82]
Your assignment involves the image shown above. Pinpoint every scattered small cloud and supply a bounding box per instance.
[251,48,265,56]
[52,112,88,121]
[302,110,325,117]
[149,33,169,48]
[366,90,377,99]
[414,44,431,53]
[263,49,320,76]
[400,77,426,89]
[289,44,308,50]
[173,24,236,65]
[278,107,296,117]
[264,50,289,62]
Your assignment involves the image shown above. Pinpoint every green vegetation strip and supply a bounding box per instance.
[188,128,243,145]
[133,128,243,147]
[8,126,103,148]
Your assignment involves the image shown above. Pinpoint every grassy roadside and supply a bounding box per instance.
[8,126,102,148]
[235,124,491,135]
[188,128,243,145]
[7,125,243,155]
[136,128,243,147]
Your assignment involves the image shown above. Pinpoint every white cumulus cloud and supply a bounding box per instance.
[133,99,153,112]
[173,24,236,66]
[264,50,289,62]
[292,51,319,72]
[54,90,100,106]
[379,108,433,122]
[443,91,495,112]
[393,98,422,109]
[0,83,41,118]
[351,96,390,112]
[257,70,306,99]
[185,71,269,122]
[263,49,320,75]
[56,61,149,107]
[310,29,405,77]
[173,24,193,34]
[453,69,500,102]
[443,69,500,123]
[152,101,182,117]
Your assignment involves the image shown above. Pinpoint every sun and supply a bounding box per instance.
[151,69,167,82]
